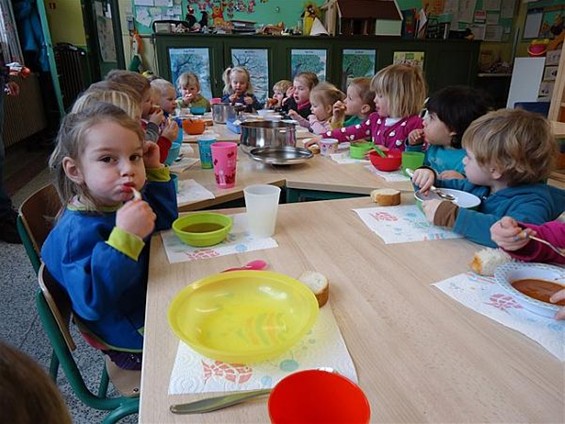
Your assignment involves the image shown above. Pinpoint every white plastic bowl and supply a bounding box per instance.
[414,188,481,209]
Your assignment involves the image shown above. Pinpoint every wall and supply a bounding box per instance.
[43,0,86,48]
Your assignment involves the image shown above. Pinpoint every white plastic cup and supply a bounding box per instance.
[319,138,339,156]
[244,184,281,238]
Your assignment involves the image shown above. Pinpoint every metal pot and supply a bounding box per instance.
[239,121,297,153]
[212,104,237,124]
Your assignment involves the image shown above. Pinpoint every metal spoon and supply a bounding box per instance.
[221,259,268,272]
[528,235,565,257]
[405,169,456,201]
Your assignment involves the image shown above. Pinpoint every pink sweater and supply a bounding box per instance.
[505,221,565,264]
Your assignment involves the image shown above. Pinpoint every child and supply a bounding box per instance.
[105,70,178,163]
[331,77,375,128]
[285,71,319,120]
[293,82,345,134]
[41,102,178,370]
[221,66,262,112]
[72,85,141,120]
[408,85,493,178]
[415,108,565,247]
[490,217,565,320]
[309,64,426,149]
[176,71,210,111]
[265,79,292,110]
[151,78,177,117]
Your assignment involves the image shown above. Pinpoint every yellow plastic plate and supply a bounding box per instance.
[168,271,319,364]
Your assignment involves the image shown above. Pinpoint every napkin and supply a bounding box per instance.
[365,164,411,182]
[169,157,199,174]
[353,205,462,244]
[176,179,215,204]
[169,304,358,394]
[330,152,369,164]
[434,272,564,361]
[161,213,278,263]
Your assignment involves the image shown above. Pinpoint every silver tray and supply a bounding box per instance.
[249,146,313,165]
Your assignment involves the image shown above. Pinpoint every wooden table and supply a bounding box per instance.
[140,196,563,423]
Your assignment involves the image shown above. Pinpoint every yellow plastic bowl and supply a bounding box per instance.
[172,213,232,247]
[168,271,319,363]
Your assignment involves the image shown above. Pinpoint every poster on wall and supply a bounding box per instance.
[169,48,212,100]
[393,51,425,69]
[231,49,269,103]
[290,49,327,81]
[341,49,376,91]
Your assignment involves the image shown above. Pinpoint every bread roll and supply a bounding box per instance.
[308,144,320,154]
[370,188,401,206]
[470,248,513,276]
[298,271,329,307]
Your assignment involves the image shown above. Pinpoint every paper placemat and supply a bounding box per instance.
[330,152,369,164]
[169,304,358,394]
[353,205,462,244]
[364,164,411,182]
[176,179,215,204]
[169,157,200,173]
[434,272,564,361]
[161,213,278,263]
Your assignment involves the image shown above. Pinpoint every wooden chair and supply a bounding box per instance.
[37,263,140,424]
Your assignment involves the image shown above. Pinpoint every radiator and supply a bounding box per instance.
[4,73,47,148]
[54,44,90,110]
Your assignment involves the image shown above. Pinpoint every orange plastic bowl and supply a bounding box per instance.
[183,118,206,135]
[268,369,371,424]
[368,149,402,171]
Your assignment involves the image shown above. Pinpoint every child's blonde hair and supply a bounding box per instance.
[49,102,145,208]
[310,82,345,110]
[86,80,142,104]
[294,72,319,90]
[105,69,151,99]
[71,87,141,119]
[462,108,557,186]
[177,71,200,90]
[273,79,292,94]
[150,78,175,95]
[371,64,427,118]
[222,66,254,95]
[348,77,376,113]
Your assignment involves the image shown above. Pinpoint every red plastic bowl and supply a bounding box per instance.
[368,149,402,172]
[268,369,371,424]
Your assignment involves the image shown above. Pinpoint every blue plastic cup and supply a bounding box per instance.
[197,135,217,169]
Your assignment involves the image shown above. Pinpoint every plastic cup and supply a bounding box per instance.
[268,369,371,424]
[197,134,217,169]
[401,151,425,176]
[211,142,238,188]
[319,138,339,156]
[244,184,281,238]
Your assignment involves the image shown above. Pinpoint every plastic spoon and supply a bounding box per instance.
[221,259,268,272]
[371,145,387,158]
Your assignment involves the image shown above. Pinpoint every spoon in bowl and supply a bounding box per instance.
[221,259,268,272]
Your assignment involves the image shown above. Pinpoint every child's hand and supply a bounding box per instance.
[303,135,322,148]
[143,140,162,169]
[148,107,164,126]
[408,129,424,146]
[116,199,156,239]
[332,100,346,122]
[243,95,254,106]
[421,199,443,223]
[411,168,435,193]
[161,120,179,144]
[229,94,238,104]
[438,170,464,180]
[286,86,294,98]
[490,216,533,251]
[550,289,565,320]
[287,109,299,119]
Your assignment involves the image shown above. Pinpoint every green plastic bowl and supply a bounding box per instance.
[349,142,373,159]
[172,213,232,247]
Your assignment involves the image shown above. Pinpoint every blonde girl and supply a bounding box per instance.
[285,71,319,119]
[72,86,141,120]
[176,71,210,111]
[293,82,345,134]
[42,102,178,370]
[312,64,426,150]
[332,77,376,128]
[221,65,262,111]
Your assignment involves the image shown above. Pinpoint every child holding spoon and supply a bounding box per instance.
[490,216,565,319]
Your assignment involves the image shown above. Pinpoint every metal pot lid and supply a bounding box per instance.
[249,146,313,165]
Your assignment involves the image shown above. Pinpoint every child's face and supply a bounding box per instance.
[463,149,493,187]
[310,99,331,121]
[373,92,390,117]
[345,85,365,117]
[230,73,248,95]
[293,78,311,105]
[181,84,199,98]
[160,87,177,114]
[422,111,453,146]
[74,121,146,206]
[273,89,285,103]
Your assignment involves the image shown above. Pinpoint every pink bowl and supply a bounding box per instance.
[368,149,402,171]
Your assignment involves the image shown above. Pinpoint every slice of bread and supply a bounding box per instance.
[371,188,401,206]
[298,271,329,307]
[308,144,321,154]
[470,248,513,276]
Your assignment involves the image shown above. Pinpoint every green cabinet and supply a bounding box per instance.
[154,33,480,99]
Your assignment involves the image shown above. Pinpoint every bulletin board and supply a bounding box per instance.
[523,0,565,40]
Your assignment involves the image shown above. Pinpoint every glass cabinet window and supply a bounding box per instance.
[169,47,213,100]
[230,48,269,103]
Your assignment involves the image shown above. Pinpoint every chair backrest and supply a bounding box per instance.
[17,184,61,273]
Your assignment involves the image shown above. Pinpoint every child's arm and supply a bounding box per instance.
[309,116,331,135]
[321,116,373,144]
[288,110,310,128]
[244,94,262,111]
[439,170,465,180]
[408,128,425,146]
[332,100,346,128]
